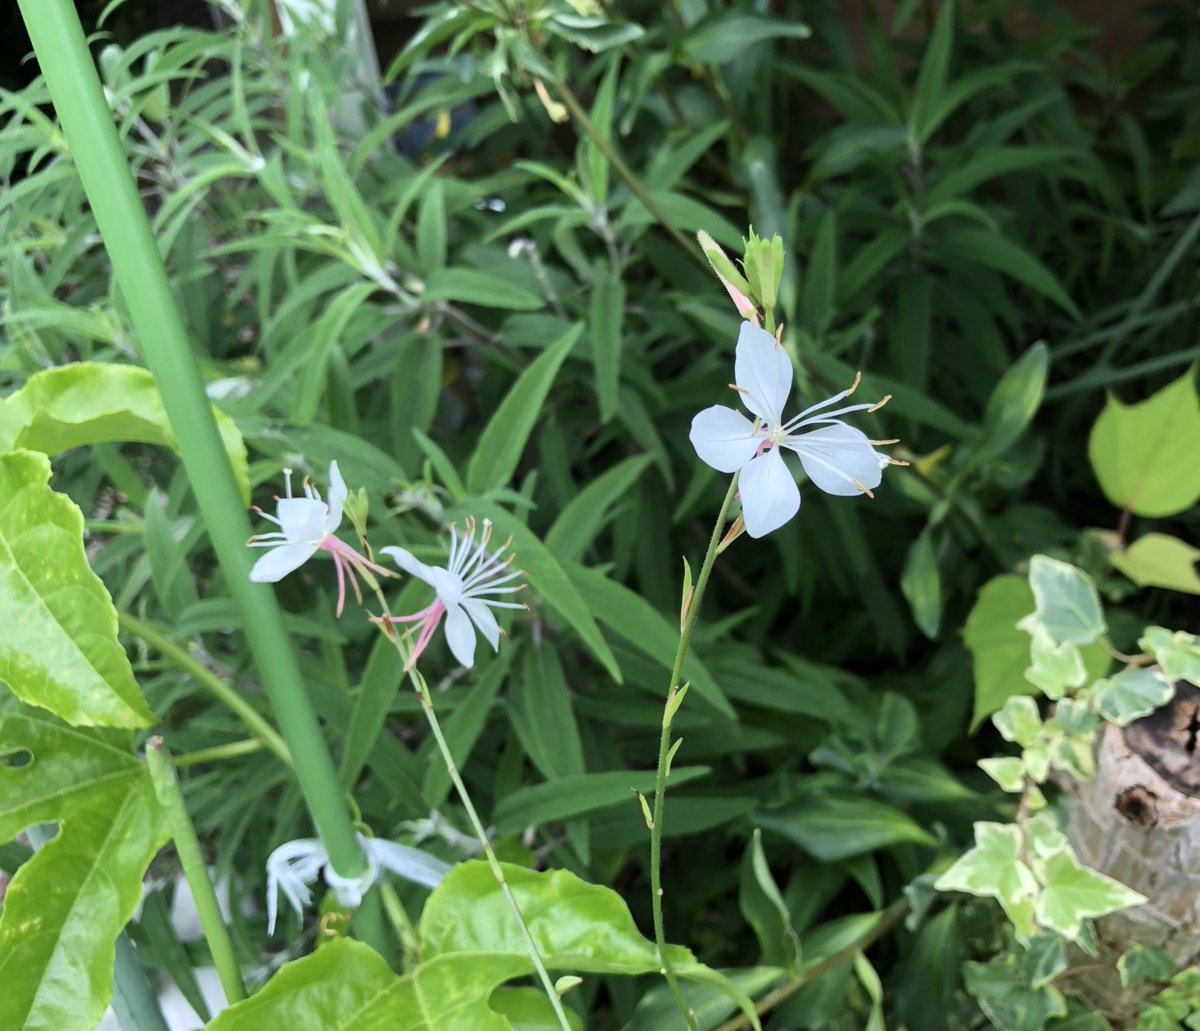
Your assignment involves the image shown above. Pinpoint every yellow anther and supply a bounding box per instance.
[853,479,876,499]
[774,324,784,349]
[847,371,863,396]
[871,438,901,446]
[728,383,748,393]
[868,394,892,413]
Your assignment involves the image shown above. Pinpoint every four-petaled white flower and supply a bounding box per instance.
[379,517,526,670]
[266,834,451,935]
[248,460,390,616]
[690,322,897,538]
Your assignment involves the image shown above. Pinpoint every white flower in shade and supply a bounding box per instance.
[265,834,450,935]
[379,517,526,670]
[248,460,390,616]
[690,322,899,538]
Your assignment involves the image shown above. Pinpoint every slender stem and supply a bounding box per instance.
[18,0,366,882]
[365,578,572,1031]
[173,739,266,768]
[379,879,422,965]
[712,897,909,1031]
[119,612,293,768]
[537,55,706,271]
[146,738,247,1006]
[651,474,741,1030]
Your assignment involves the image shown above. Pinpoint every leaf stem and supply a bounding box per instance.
[145,738,247,1006]
[119,611,293,769]
[651,472,741,1030]
[365,576,572,1031]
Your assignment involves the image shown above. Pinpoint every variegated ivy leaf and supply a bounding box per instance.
[1023,624,1088,700]
[1033,849,1146,941]
[993,696,1043,748]
[1024,555,1106,645]
[1092,668,1174,726]
[978,757,1025,793]
[1139,627,1200,685]
[935,822,1038,937]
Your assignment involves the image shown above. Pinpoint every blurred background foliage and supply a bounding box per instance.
[2,0,1198,1026]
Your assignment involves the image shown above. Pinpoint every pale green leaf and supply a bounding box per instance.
[1027,555,1106,645]
[1025,625,1088,700]
[1092,668,1174,726]
[1112,533,1200,595]
[978,757,1026,793]
[1139,627,1200,685]
[993,696,1043,748]
[0,451,153,727]
[0,702,168,1031]
[1088,371,1200,517]
[935,822,1038,935]
[1033,849,1145,941]
[466,325,583,494]
[0,362,250,504]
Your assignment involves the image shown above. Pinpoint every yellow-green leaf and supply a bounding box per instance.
[1111,533,1200,595]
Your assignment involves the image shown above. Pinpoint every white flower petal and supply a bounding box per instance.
[787,422,883,497]
[689,405,759,473]
[277,497,327,542]
[381,546,440,586]
[265,839,326,935]
[367,840,452,890]
[325,460,347,534]
[738,447,800,538]
[460,597,502,652]
[443,603,477,667]
[250,541,320,582]
[734,321,792,424]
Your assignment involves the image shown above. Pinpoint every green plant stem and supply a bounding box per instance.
[19,0,366,883]
[119,612,293,769]
[712,897,909,1031]
[537,54,706,271]
[173,739,266,768]
[651,473,741,1031]
[364,576,572,1031]
[145,738,247,1006]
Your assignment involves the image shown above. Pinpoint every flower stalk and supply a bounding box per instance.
[651,472,741,1031]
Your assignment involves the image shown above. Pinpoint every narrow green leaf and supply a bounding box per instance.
[543,454,652,564]
[0,702,168,1031]
[801,209,838,337]
[683,14,811,65]
[416,178,447,273]
[977,342,1048,460]
[590,273,625,423]
[423,267,543,311]
[492,766,709,834]
[1088,370,1200,518]
[339,633,404,789]
[900,526,942,639]
[291,283,375,425]
[909,0,955,139]
[0,363,250,504]
[466,324,582,494]
[0,450,153,727]
[758,793,936,862]
[509,643,585,781]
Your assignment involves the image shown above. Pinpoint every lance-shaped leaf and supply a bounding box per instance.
[0,701,168,1031]
[0,450,153,727]
[213,863,763,1030]
[0,362,250,504]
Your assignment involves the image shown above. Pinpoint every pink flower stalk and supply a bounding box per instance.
[248,460,390,616]
[378,517,527,670]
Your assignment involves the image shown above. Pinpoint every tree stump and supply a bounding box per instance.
[1059,682,1200,1020]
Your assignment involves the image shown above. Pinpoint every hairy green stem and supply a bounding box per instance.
[19,0,365,882]
[651,473,741,1030]
[146,738,247,1006]
[363,574,572,1031]
[119,612,292,769]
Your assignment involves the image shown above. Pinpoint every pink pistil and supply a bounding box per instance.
[378,600,447,670]
[319,537,392,618]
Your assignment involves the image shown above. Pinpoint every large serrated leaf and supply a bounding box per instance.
[0,363,250,504]
[0,701,168,1031]
[0,450,153,727]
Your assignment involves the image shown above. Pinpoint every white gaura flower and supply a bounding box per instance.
[378,517,527,670]
[690,322,901,538]
[248,460,390,616]
[265,834,451,935]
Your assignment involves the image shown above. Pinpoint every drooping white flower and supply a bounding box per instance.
[248,460,390,616]
[265,834,451,935]
[378,517,526,670]
[690,322,899,538]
